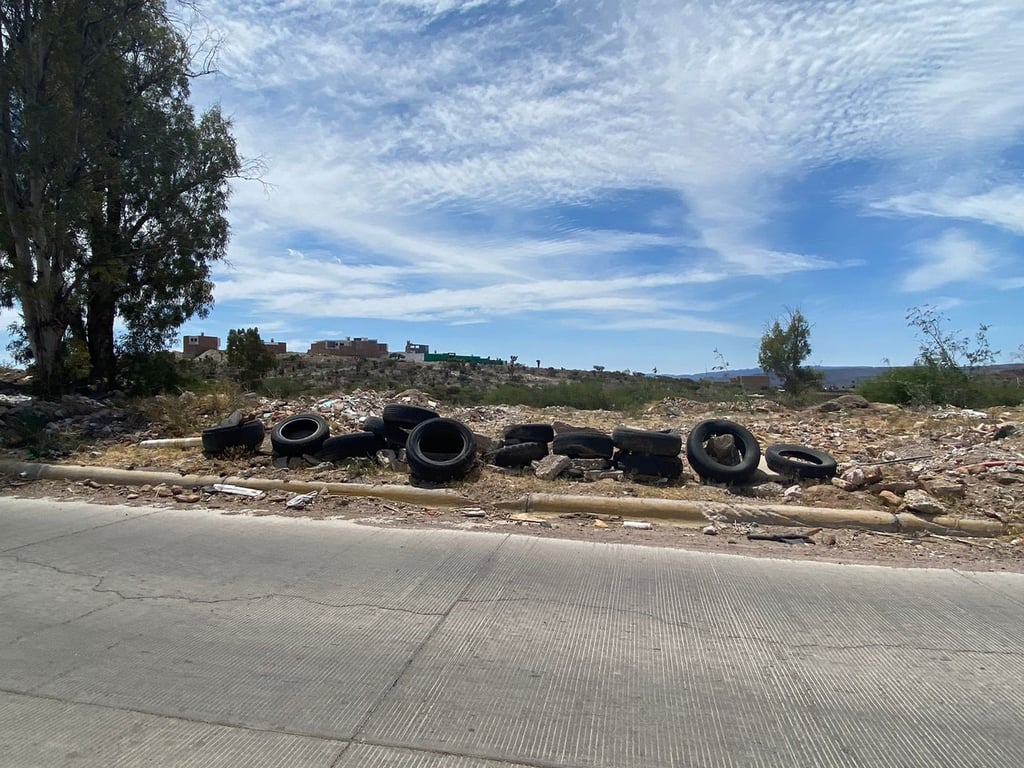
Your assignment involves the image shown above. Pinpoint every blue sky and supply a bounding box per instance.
[162,0,1024,374]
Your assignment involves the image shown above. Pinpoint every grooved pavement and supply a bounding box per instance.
[0,497,1021,767]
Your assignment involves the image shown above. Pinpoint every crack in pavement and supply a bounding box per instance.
[347,533,512,741]
[0,508,164,554]
[2,553,449,618]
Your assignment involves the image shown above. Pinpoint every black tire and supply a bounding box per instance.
[615,451,683,479]
[316,432,385,463]
[685,419,761,484]
[551,431,614,459]
[216,409,244,429]
[611,426,681,457]
[384,422,411,449]
[503,423,554,444]
[765,443,838,479]
[382,404,440,428]
[270,413,330,457]
[491,441,548,467]
[202,419,266,455]
[405,418,478,482]
[362,415,386,439]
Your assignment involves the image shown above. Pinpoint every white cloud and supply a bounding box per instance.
[901,230,994,292]
[182,0,1024,343]
[869,185,1024,235]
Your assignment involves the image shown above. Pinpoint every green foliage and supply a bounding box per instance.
[0,1,244,393]
[226,328,277,388]
[860,306,1007,407]
[258,376,323,400]
[444,378,702,411]
[117,350,189,396]
[858,367,1022,408]
[757,308,823,399]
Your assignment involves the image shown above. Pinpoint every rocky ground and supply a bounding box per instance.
[1,383,1022,572]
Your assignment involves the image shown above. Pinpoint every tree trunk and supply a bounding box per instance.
[20,282,70,398]
[86,279,118,389]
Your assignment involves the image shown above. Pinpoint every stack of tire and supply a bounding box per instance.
[269,412,383,462]
[489,423,554,467]
[381,404,477,483]
[611,427,683,480]
[551,428,615,463]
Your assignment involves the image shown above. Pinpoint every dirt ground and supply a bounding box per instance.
[2,389,1022,573]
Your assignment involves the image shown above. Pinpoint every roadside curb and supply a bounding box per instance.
[0,460,1007,538]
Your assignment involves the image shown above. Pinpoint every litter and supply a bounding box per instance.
[747,533,815,545]
[286,491,319,509]
[211,483,266,499]
[622,520,652,530]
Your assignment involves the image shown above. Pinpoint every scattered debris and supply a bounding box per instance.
[747,533,815,544]
[285,491,319,509]
[622,520,653,530]
[211,483,266,499]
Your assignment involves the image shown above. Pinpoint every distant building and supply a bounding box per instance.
[424,352,504,366]
[403,340,429,362]
[731,375,771,390]
[264,340,287,355]
[183,333,219,358]
[308,337,388,358]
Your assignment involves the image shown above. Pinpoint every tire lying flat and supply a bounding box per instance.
[491,441,548,467]
[551,431,615,460]
[382,404,440,428]
[202,419,266,455]
[765,443,838,479]
[611,426,681,457]
[316,432,385,463]
[615,451,683,479]
[502,423,554,444]
[685,419,761,484]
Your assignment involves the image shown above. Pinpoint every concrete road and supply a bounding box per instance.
[1,497,1022,768]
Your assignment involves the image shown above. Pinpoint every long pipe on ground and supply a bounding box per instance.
[0,460,1006,537]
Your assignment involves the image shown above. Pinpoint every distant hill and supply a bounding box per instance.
[672,366,889,389]
[673,364,1024,389]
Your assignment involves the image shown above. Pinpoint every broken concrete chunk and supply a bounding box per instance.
[750,482,784,498]
[706,434,738,463]
[862,465,884,485]
[900,489,946,516]
[571,457,611,471]
[875,480,918,494]
[702,525,719,536]
[839,467,867,490]
[921,477,967,499]
[534,454,571,481]
[782,484,803,499]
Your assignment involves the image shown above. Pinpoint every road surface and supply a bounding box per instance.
[1,496,1022,767]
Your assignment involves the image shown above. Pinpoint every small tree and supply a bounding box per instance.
[226,328,275,388]
[901,305,997,405]
[758,308,822,398]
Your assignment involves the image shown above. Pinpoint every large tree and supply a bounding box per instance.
[0,0,241,393]
[757,308,823,398]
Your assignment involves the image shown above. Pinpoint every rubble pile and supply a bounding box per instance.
[1,384,1022,533]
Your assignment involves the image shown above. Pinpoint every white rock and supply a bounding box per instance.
[901,489,946,516]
